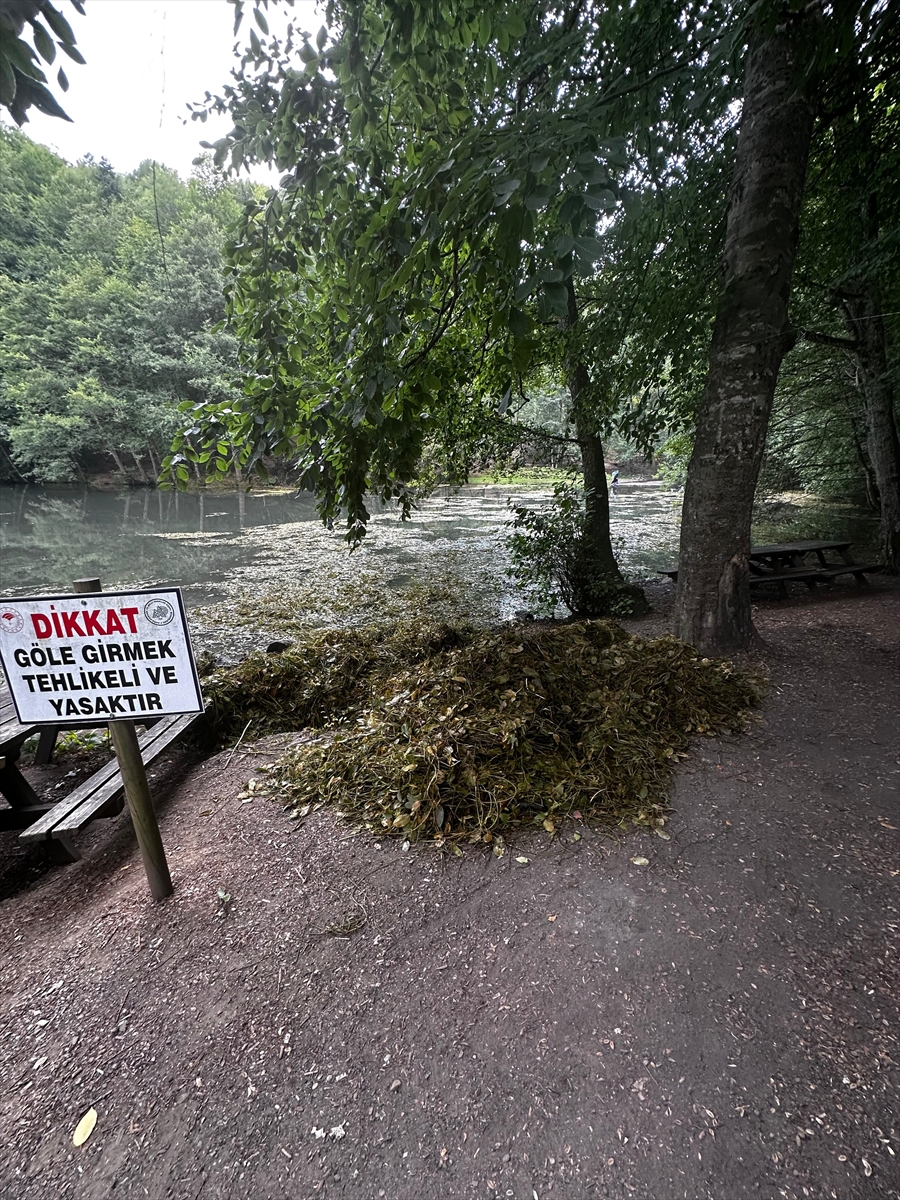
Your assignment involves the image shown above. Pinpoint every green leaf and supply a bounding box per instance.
[583,191,616,212]
[573,235,604,261]
[253,8,269,35]
[493,176,521,199]
[316,25,327,50]
[24,78,71,120]
[524,184,554,211]
[3,37,43,78]
[508,307,530,339]
[0,57,16,106]
[57,65,68,91]
[59,42,86,65]
[32,22,56,64]
[514,277,536,303]
[543,282,569,316]
[41,4,76,46]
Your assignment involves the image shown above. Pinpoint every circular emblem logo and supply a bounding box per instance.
[0,609,24,635]
[144,598,175,626]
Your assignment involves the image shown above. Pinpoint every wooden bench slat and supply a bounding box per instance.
[50,713,201,838]
[659,562,882,587]
[816,562,882,578]
[20,713,200,843]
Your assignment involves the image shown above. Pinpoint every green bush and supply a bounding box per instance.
[506,483,641,617]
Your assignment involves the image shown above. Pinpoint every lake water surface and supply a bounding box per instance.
[0,481,877,660]
[0,481,683,604]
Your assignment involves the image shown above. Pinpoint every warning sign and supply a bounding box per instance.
[0,588,203,724]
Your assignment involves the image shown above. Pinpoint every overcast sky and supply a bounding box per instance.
[21,0,320,181]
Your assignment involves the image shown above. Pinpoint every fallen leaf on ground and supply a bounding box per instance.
[630,856,649,866]
[72,1108,97,1146]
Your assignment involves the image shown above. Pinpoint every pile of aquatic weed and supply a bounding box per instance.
[253,619,762,849]
[203,619,473,742]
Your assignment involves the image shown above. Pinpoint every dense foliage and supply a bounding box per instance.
[173,0,738,538]
[0,127,258,483]
[0,0,85,125]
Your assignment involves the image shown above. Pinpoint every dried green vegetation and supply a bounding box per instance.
[205,618,762,849]
[203,619,473,742]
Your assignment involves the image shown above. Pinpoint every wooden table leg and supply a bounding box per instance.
[0,746,41,808]
[35,727,59,765]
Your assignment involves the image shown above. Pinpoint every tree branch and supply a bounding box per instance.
[800,328,859,350]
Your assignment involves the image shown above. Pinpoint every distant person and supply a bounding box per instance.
[610,467,620,496]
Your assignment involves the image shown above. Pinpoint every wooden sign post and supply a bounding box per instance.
[73,579,173,901]
[0,578,204,901]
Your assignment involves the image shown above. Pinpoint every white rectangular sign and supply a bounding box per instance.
[0,588,203,724]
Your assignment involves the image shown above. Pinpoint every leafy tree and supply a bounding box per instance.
[0,0,86,125]
[790,35,900,568]
[0,126,252,483]
[673,0,896,652]
[175,0,738,619]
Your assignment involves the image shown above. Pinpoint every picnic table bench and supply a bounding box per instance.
[658,540,883,599]
[0,686,205,862]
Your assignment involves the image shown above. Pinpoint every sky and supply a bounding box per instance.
[21,0,320,182]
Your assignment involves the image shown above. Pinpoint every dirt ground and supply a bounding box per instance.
[1,579,898,1200]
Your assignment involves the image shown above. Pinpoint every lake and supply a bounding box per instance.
[0,481,876,659]
[0,481,681,638]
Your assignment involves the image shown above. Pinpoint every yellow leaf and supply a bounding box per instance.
[73,1107,97,1146]
[542,819,556,833]
[630,856,649,866]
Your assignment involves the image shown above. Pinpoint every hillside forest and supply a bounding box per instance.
[0,129,260,485]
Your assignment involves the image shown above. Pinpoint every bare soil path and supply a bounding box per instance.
[1,580,898,1200]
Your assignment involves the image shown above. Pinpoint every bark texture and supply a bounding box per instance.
[843,287,900,570]
[674,23,817,653]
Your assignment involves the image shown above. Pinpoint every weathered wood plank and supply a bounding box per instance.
[20,712,200,842]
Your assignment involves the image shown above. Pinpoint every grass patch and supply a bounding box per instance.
[468,467,576,486]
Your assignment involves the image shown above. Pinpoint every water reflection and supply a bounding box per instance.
[0,486,318,598]
[0,480,692,603]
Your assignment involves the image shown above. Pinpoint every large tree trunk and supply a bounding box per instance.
[843,286,900,570]
[674,22,817,653]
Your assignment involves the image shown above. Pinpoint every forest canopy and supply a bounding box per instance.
[0,125,261,483]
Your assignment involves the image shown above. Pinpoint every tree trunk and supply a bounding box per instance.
[574,413,620,581]
[564,283,621,579]
[563,281,647,615]
[674,22,817,653]
[843,289,900,570]
[131,451,149,483]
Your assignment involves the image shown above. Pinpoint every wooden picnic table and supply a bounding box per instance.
[747,539,855,573]
[0,684,205,858]
[0,689,49,825]
[658,540,882,598]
